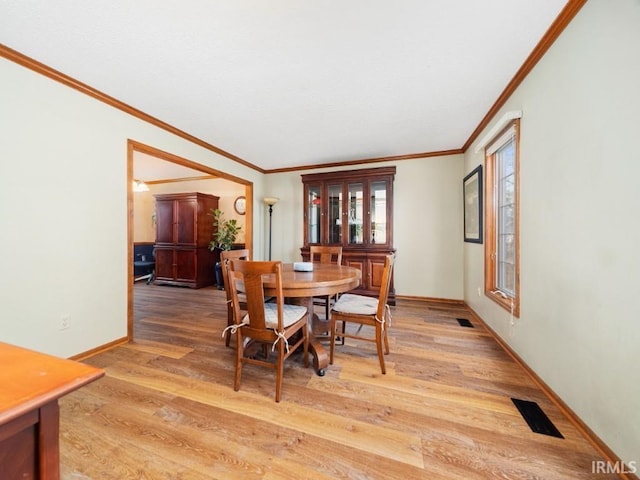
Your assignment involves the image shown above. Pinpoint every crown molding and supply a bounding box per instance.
[0,43,263,174]
[462,0,588,152]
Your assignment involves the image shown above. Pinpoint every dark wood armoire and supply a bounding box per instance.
[153,192,219,288]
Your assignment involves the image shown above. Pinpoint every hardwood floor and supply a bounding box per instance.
[59,283,619,479]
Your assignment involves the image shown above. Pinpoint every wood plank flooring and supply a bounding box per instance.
[59,283,619,479]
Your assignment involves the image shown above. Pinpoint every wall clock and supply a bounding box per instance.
[233,196,246,215]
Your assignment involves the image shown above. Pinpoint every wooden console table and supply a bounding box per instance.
[0,342,104,479]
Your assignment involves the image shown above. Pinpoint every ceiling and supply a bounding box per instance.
[1,1,569,172]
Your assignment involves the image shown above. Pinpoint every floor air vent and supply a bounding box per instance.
[511,398,564,438]
[456,318,474,328]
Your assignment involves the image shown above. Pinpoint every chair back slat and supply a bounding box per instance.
[309,245,343,265]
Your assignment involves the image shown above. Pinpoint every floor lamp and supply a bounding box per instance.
[263,197,279,260]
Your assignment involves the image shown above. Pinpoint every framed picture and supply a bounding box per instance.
[463,165,483,243]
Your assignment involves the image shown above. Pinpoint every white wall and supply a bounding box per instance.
[133,190,156,243]
[0,57,265,358]
[464,0,640,464]
[265,156,464,300]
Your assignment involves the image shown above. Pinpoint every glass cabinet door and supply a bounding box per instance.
[347,182,364,245]
[327,183,342,244]
[307,185,321,244]
[302,166,395,250]
[369,180,387,244]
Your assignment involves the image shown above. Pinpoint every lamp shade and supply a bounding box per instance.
[263,196,279,206]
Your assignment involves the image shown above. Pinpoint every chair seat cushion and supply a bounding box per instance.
[244,303,307,329]
[332,294,377,315]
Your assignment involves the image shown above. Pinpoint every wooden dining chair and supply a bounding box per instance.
[220,249,250,347]
[225,260,309,402]
[329,254,395,374]
[309,245,343,320]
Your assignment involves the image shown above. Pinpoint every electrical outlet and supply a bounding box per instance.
[477,287,482,297]
[59,314,70,330]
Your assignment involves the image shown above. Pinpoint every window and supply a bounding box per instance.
[484,119,520,317]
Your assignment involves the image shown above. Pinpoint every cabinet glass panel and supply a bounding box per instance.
[347,182,364,244]
[307,186,321,244]
[370,180,387,244]
[328,183,342,244]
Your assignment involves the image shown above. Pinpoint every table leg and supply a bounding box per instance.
[302,297,330,376]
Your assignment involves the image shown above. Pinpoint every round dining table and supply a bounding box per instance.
[261,263,361,376]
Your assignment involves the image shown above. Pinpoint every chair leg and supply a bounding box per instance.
[303,327,309,368]
[234,332,244,391]
[375,323,386,374]
[328,295,345,344]
[325,295,330,322]
[383,325,390,355]
[329,316,336,365]
[275,342,285,402]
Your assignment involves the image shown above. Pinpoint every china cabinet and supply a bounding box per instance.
[300,166,396,304]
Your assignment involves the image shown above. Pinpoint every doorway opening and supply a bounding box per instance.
[127,139,254,340]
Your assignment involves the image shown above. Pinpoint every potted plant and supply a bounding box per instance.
[209,208,242,289]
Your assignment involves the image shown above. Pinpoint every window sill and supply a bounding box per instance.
[486,290,520,318]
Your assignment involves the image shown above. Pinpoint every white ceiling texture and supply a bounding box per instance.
[1,1,568,175]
